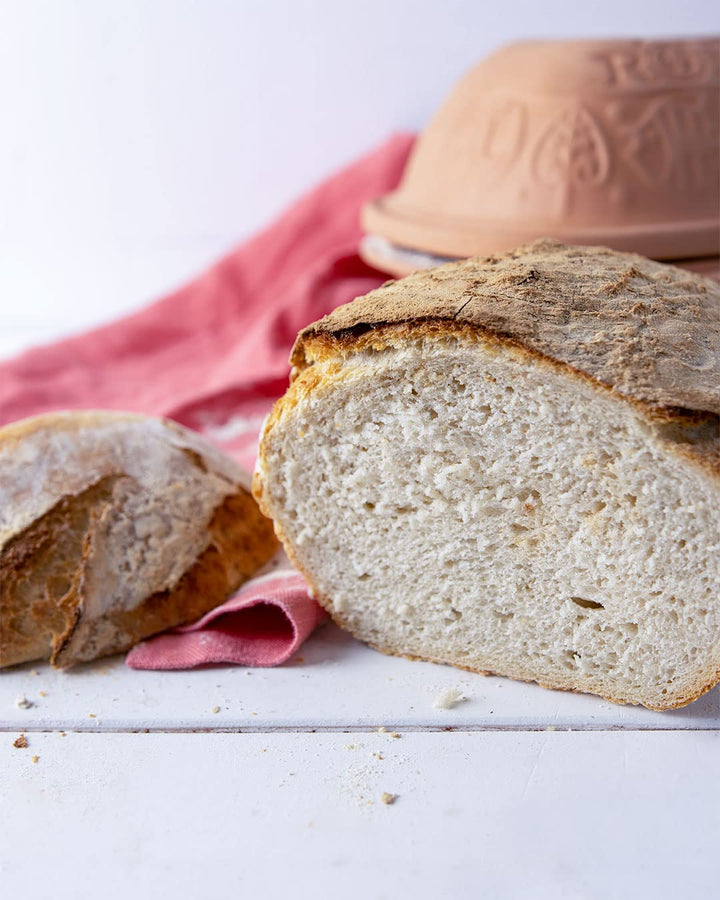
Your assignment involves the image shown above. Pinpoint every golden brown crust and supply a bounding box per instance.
[0,411,278,669]
[1,480,278,669]
[0,477,119,668]
[52,490,278,666]
[292,240,720,416]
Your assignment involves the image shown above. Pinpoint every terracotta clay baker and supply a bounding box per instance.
[361,38,720,279]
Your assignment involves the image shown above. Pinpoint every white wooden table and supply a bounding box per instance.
[3,324,720,900]
[3,623,720,900]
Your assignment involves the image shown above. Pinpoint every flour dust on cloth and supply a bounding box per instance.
[0,134,415,668]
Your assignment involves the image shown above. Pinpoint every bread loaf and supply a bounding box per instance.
[254,241,720,710]
[0,411,278,668]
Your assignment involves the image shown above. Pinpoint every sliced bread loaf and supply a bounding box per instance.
[254,241,720,710]
[0,411,278,668]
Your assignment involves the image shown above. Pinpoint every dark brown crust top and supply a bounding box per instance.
[292,240,720,415]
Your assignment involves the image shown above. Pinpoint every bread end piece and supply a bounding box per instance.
[0,412,278,668]
[256,244,720,711]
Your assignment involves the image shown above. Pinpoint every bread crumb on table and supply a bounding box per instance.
[14,695,34,709]
[32,755,39,764]
[211,706,221,714]
[432,688,467,710]
[377,727,401,738]
[13,734,28,749]
[381,792,397,805]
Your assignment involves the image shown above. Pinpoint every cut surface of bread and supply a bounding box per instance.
[255,242,720,710]
[0,411,278,668]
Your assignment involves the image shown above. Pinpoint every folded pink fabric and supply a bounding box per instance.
[0,133,414,668]
[126,571,327,669]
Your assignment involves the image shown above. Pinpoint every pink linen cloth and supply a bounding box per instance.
[125,569,326,669]
[1,133,414,669]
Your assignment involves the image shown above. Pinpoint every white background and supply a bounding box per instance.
[3,7,720,895]
[1,0,718,356]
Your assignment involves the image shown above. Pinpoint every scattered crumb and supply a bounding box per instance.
[432,688,467,710]
[14,695,34,709]
[373,752,384,760]
[88,713,96,718]
[13,734,28,749]
[345,743,357,751]
[32,755,39,764]
[211,706,221,714]
[38,690,47,698]
[30,669,38,676]
[377,726,387,733]
[252,711,258,716]
[381,792,397,805]
[60,732,66,737]
[390,732,401,739]
[295,657,305,663]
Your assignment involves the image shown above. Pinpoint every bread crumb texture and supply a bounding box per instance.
[13,734,28,749]
[258,242,720,710]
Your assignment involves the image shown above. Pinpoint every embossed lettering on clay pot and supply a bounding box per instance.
[361,38,720,278]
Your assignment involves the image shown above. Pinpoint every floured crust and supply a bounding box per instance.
[0,411,277,668]
[292,240,720,416]
[0,410,251,546]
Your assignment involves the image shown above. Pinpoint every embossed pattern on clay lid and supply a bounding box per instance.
[362,38,720,263]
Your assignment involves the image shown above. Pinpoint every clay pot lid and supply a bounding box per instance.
[359,234,720,282]
[362,37,720,263]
